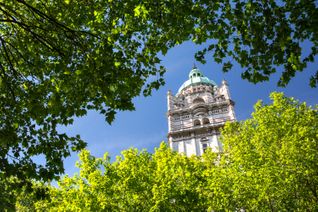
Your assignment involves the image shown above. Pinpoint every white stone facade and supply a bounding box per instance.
[167,67,236,156]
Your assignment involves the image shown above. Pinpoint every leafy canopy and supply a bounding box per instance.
[220,92,318,210]
[0,0,165,181]
[1,0,317,181]
[16,93,318,211]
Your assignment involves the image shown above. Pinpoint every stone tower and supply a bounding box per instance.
[167,66,236,156]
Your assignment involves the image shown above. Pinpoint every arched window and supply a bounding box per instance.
[202,143,208,153]
[200,137,209,153]
[193,97,205,104]
[203,118,210,125]
[194,119,201,126]
[193,106,208,116]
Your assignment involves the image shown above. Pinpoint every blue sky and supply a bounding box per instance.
[61,41,318,176]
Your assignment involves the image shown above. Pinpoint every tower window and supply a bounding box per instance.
[193,97,205,104]
[203,118,210,125]
[194,119,201,126]
[221,107,228,113]
[202,143,208,153]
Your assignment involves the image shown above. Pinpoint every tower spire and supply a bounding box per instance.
[193,62,197,69]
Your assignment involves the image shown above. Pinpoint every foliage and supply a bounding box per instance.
[0,173,49,211]
[0,174,20,210]
[1,0,317,182]
[26,143,208,211]
[16,92,318,211]
[0,0,165,181]
[220,92,318,211]
[192,0,318,87]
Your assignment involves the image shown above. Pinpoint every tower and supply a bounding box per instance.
[167,66,236,156]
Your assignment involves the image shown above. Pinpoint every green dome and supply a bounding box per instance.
[177,67,217,94]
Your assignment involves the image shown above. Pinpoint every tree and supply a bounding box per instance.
[16,92,318,210]
[191,0,318,87]
[26,143,208,211]
[1,0,317,181]
[0,174,20,210]
[218,92,318,211]
[0,0,165,181]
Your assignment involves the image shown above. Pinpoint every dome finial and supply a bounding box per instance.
[193,62,197,69]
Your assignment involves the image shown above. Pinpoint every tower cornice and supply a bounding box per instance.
[168,99,234,116]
